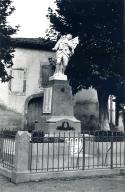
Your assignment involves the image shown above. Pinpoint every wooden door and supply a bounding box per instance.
[27,97,43,131]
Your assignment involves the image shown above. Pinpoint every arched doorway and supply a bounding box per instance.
[24,93,44,131]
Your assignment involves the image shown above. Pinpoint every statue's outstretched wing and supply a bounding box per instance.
[70,36,79,50]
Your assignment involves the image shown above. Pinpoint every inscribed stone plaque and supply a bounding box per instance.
[43,87,53,113]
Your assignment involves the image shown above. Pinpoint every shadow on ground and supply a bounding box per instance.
[0,174,125,192]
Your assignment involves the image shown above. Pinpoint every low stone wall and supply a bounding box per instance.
[0,165,124,184]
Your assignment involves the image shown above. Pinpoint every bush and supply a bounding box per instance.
[94,130,124,142]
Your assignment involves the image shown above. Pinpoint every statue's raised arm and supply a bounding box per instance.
[52,34,79,77]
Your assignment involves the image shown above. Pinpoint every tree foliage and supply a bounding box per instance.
[0,0,18,82]
[48,0,124,94]
[47,0,124,129]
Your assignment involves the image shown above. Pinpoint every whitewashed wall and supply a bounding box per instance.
[0,48,98,115]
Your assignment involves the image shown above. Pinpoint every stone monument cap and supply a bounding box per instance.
[49,72,67,81]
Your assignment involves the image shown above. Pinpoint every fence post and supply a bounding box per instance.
[0,131,3,160]
[111,137,113,169]
[11,131,31,183]
[82,134,85,170]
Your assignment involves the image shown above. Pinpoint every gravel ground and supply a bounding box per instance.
[0,175,125,192]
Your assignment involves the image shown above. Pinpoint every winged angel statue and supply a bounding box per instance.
[52,34,79,75]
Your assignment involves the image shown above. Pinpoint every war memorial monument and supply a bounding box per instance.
[42,34,81,134]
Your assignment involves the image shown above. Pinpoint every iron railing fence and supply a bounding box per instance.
[30,131,125,173]
[0,129,16,169]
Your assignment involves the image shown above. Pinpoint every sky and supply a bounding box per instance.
[8,0,56,38]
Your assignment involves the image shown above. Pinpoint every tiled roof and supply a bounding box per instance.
[11,38,55,51]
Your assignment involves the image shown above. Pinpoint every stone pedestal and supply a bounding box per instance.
[41,76,81,134]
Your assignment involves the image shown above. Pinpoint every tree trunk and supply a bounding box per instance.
[97,88,110,130]
[115,101,119,126]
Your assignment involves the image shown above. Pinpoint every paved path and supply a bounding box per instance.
[0,175,125,192]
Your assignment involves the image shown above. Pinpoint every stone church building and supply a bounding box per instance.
[0,38,119,132]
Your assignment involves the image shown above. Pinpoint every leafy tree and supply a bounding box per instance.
[0,0,18,82]
[47,0,124,130]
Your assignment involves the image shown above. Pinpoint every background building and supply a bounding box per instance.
[0,38,101,132]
